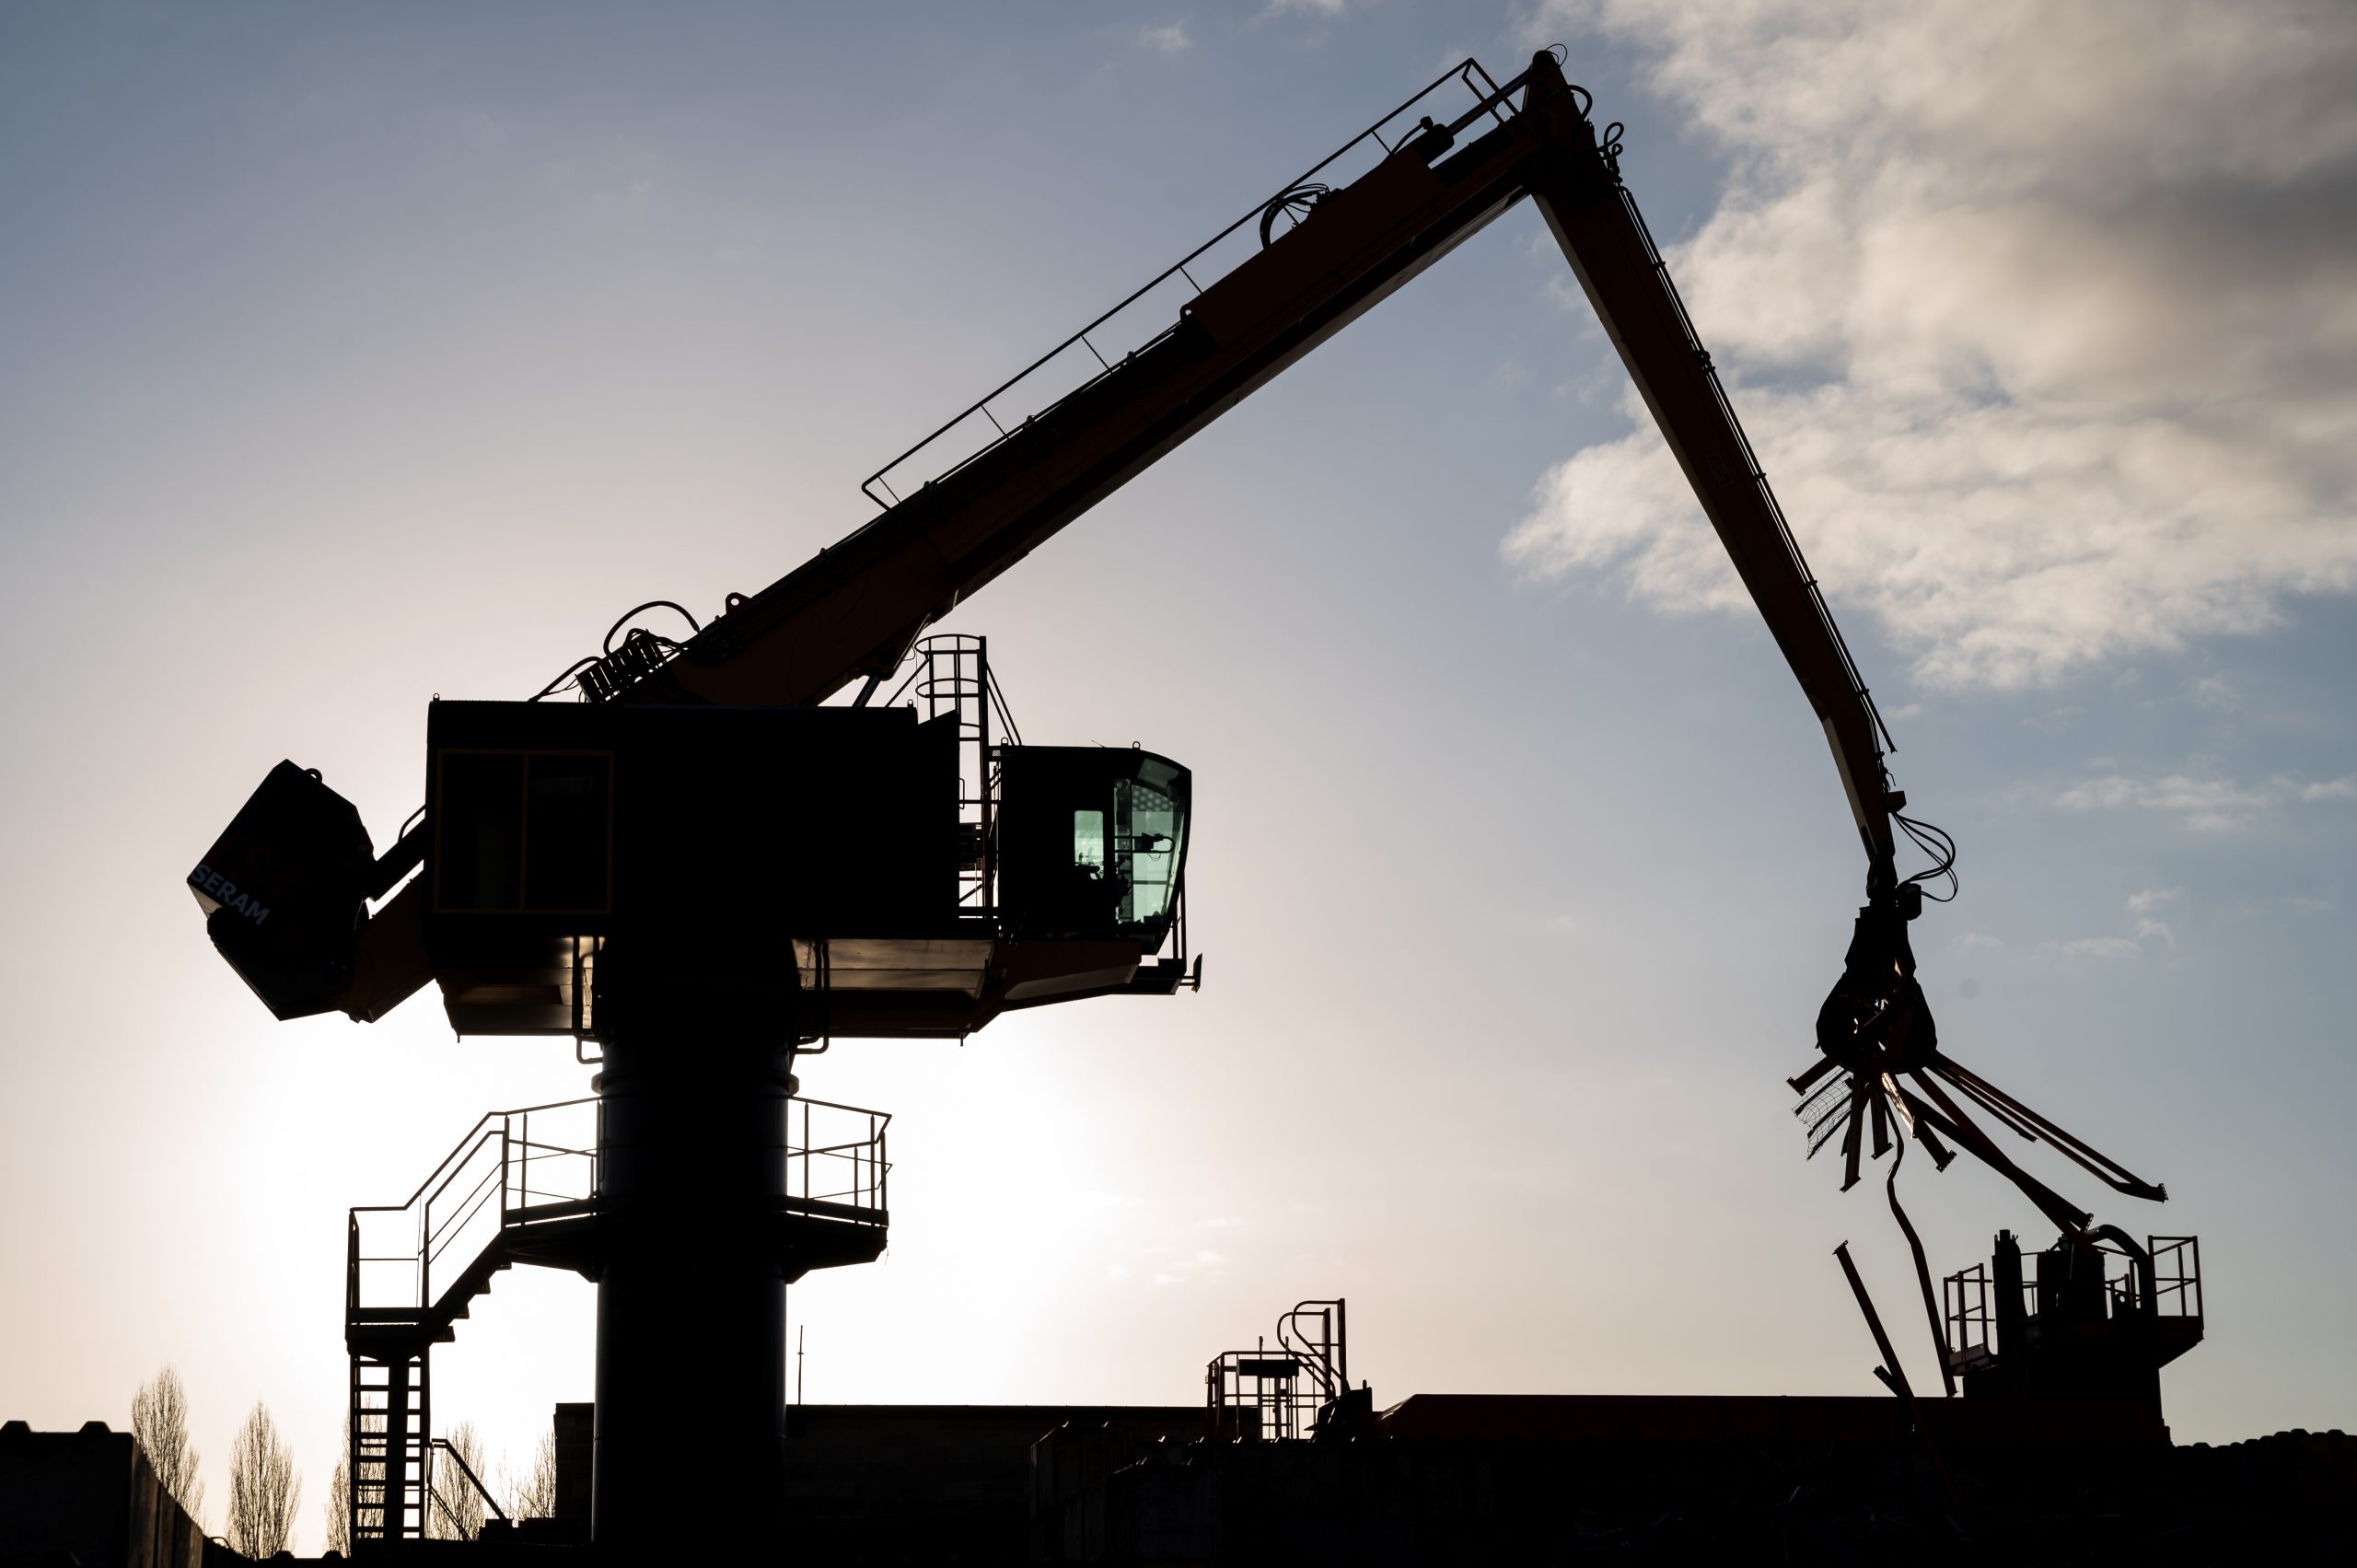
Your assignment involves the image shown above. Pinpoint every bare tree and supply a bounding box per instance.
[225,1401,301,1559]
[501,1430,560,1520]
[130,1366,205,1527]
[427,1421,487,1540]
[324,1416,351,1558]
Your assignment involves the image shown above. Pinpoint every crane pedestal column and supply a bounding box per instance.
[590,960,795,1551]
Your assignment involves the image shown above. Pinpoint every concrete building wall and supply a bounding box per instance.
[0,1421,212,1568]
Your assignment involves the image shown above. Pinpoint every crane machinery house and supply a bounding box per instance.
[193,698,1194,1041]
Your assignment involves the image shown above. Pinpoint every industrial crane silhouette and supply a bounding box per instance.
[187,51,2170,1551]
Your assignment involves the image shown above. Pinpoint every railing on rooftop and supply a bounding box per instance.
[1206,1298,1348,1443]
[859,56,1529,512]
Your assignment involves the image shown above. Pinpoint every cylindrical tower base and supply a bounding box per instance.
[590,1004,795,1551]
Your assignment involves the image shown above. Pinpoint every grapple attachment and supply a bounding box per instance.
[1794,896,2167,1236]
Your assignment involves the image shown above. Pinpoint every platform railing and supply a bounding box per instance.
[2151,1235,2202,1319]
[784,1096,892,1218]
[349,1093,889,1323]
[859,57,1524,511]
[882,633,1022,917]
[1942,1233,2204,1369]
[2121,1235,2203,1321]
[1943,1262,1996,1369]
[1206,1298,1348,1443]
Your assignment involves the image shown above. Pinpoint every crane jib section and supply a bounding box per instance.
[598,52,1897,880]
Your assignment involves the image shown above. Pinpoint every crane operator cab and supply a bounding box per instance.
[995,746,1189,946]
[187,702,1196,1042]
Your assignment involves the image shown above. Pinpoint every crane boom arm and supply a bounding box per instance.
[1524,144,1900,884]
[601,52,1898,884]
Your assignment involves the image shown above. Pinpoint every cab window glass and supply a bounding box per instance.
[1113,779,1181,928]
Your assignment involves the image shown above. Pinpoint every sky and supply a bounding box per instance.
[2,0,2353,1551]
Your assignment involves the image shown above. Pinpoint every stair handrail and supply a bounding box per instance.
[425,1436,510,1537]
[351,1093,890,1323]
[349,1097,601,1319]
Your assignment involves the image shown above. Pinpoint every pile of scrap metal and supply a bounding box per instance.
[1030,1402,2357,1564]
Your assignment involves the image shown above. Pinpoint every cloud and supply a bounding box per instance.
[2054,770,2355,830]
[1150,1249,1230,1286]
[2054,773,2270,829]
[1113,1211,1244,1287]
[2050,887,2185,958]
[1266,0,1351,14]
[1506,1,2357,689]
[2187,676,2240,714]
[2127,887,2182,946]
[2048,935,2143,960]
[1141,21,1190,53]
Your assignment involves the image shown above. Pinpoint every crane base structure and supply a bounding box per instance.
[213,633,1200,1551]
[342,1070,893,1548]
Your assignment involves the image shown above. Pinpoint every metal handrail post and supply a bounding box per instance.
[426,1436,511,1527]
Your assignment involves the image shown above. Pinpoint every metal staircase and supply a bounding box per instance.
[343,1093,890,1547]
[883,633,1023,919]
